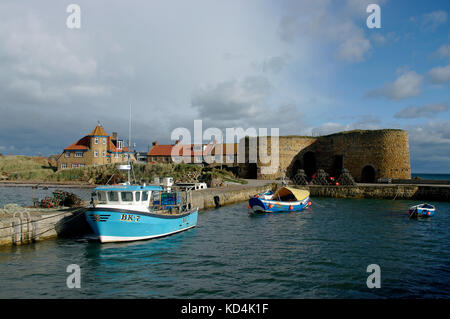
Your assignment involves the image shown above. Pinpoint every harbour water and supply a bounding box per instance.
[0,187,449,298]
[411,173,450,181]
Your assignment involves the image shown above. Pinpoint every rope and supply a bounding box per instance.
[392,186,400,200]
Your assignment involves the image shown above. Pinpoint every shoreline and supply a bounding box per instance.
[0,180,95,188]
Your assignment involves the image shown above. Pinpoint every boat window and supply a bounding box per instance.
[97,192,107,204]
[121,192,133,202]
[142,191,149,201]
[108,191,119,202]
[135,191,141,202]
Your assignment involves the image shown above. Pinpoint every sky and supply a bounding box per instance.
[0,0,449,173]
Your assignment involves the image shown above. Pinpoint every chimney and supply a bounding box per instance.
[112,132,117,141]
[152,141,158,146]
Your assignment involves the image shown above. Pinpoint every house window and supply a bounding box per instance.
[72,164,78,168]
[65,152,70,158]
[94,151,98,157]
[61,163,67,169]
[227,155,235,162]
[117,140,123,150]
[102,138,106,145]
[114,153,119,158]
[75,152,83,158]
[94,137,99,144]
[79,164,85,167]
[102,150,106,157]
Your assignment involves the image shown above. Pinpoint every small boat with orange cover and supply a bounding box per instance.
[248,187,311,213]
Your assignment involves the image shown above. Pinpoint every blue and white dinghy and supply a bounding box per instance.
[85,182,198,243]
[408,203,435,218]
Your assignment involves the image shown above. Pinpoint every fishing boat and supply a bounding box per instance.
[248,187,311,213]
[85,183,198,243]
[85,105,198,243]
[408,203,435,218]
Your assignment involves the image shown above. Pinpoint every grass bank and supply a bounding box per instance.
[0,155,246,185]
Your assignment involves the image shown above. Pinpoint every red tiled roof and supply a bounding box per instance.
[148,144,174,156]
[89,125,108,136]
[64,136,90,151]
[64,125,131,153]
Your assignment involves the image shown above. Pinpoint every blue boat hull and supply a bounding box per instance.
[249,197,310,213]
[85,208,198,243]
[408,208,435,218]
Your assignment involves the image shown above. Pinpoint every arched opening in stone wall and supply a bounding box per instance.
[291,159,303,177]
[332,155,344,178]
[361,165,376,183]
[303,152,317,179]
[247,163,258,179]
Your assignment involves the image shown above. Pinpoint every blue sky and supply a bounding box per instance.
[0,0,449,173]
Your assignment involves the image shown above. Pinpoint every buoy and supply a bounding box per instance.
[289,205,293,210]
[248,204,251,209]
[268,204,273,209]
[308,201,312,206]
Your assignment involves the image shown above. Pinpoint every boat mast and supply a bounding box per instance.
[128,103,132,184]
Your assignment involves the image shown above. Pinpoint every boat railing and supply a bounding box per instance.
[150,188,194,214]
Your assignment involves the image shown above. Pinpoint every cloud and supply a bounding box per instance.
[407,121,450,173]
[436,44,450,59]
[365,70,423,100]
[421,10,448,31]
[260,55,290,74]
[394,103,449,119]
[370,32,400,46]
[277,1,372,62]
[334,24,371,62]
[428,64,450,84]
[190,75,306,135]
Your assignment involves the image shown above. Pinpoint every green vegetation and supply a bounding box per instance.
[0,155,55,181]
[0,155,246,185]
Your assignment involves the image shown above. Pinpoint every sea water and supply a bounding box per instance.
[0,187,448,298]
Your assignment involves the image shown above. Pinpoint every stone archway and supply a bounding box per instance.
[361,165,376,183]
[303,151,317,179]
[291,159,303,178]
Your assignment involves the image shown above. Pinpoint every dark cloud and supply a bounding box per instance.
[394,103,448,119]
